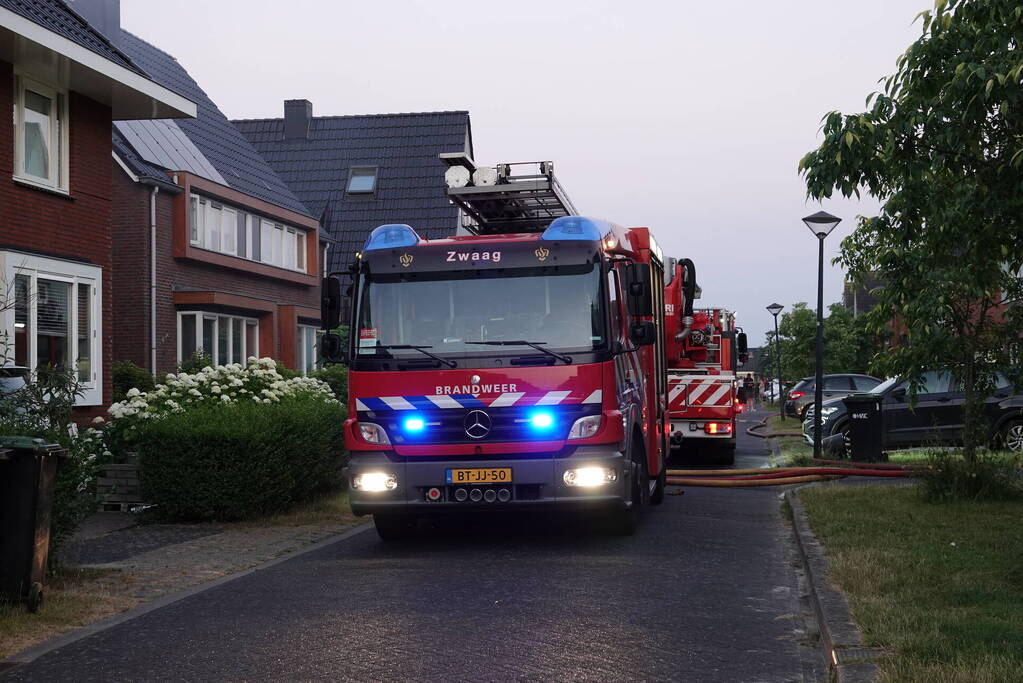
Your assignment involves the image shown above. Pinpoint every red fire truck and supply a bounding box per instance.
[663,259,748,464]
[320,159,670,539]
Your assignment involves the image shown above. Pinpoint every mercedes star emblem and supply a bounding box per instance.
[463,410,492,440]
[471,374,481,384]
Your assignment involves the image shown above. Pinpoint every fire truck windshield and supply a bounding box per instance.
[354,264,606,360]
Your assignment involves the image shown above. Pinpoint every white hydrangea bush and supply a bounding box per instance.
[102,357,340,424]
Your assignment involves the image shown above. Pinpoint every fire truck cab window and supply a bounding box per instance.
[356,264,606,359]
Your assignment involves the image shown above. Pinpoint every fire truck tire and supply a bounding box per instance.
[715,442,736,466]
[373,513,418,541]
[650,465,666,505]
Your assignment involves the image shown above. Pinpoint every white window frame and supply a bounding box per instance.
[13,73,69,192]
[188,193,310,272]
[296,231,307,271]
[176,311,259,366]
[297,324,320,375]
[189,195,202,245]
[0,250,102,405]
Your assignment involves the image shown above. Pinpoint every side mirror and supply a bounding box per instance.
[321,277,342,330]
[629,321,656,346]
[736,332,748,355]
[890,387,907,401]
[320,333,346,365]
[623,262,653,317]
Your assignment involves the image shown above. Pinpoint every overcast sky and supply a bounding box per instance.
[122,0,927,344]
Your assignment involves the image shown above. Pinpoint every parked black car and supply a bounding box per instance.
[785,374,882,419]
[803,371,1023,452]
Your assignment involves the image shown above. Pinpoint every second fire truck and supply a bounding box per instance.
[663,259,747,463]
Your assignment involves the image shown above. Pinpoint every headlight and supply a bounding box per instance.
[568,415,603,439]
[352,471,397,492]
[357,422,390,445]
[820,407,839,418]
[563,466,617,487]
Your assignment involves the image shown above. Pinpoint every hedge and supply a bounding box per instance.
[137,396,345,521]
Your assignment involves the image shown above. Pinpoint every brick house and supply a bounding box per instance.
[235,102,473,273]
[0,0,194,414]
[73,2,327,376]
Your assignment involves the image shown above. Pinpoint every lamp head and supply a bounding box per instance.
[802,211,841,238]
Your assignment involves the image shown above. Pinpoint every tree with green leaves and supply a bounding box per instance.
[761,302,878,385]
[799,0,1023,459]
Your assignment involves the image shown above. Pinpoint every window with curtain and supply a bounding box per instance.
[178,312,259,366]
[4,252,101,405]
[187,194,309,272]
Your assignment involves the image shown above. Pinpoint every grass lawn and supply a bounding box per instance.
[765,414,804,433]
[0,567,136,660]
[799,484,1023,682]
[237,488,357,528]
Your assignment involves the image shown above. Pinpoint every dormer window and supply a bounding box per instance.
[189,193,309,273]
[346,166,377,194]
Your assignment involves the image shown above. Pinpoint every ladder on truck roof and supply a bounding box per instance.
[439,154,578,234]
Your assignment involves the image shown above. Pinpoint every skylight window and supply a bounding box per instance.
[346,167,377,194]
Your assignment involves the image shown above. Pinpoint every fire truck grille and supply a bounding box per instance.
[358,404,601,445]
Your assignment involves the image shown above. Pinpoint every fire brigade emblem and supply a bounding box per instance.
[534,247,550,262]
[399,253,414,267]
[463,410,492,440]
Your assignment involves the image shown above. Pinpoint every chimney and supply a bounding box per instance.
[284,99,313,140]
[67,0,121,42]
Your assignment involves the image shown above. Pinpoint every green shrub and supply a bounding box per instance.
[112,360,155,402]
[920,450,1023,502]
[136,396,345,521]
[275,362,301,379]
[309,363,348,401]
[178,350,213,374]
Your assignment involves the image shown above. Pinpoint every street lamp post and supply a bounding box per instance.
[766,303,784,423]
[802,211,842,460]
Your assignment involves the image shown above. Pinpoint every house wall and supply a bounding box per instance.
[0,61,114,418]
[110,162,321,375]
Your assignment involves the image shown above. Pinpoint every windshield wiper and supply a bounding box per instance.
[465,340,572,364]
[375,344,456,368]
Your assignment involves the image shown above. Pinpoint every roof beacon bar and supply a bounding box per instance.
[439,154,578,235]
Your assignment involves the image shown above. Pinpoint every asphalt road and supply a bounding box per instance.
[5,408,819,682]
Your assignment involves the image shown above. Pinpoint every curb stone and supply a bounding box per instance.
[785,485,886,683]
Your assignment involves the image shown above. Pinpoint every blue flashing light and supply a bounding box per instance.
[541,216,611,242]
[364,224,422,251]
[403,416,426,432]
[530,411,554,429]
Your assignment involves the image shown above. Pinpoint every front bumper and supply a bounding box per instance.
[345,445,628,515]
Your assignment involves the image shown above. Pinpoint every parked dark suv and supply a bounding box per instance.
[803,370,1023,452]
[785,374,881,419]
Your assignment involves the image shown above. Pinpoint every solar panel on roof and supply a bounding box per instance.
[114,119,226,185]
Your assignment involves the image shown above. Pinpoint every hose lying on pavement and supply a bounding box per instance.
[667,474,843,487]
[666,463,918,487]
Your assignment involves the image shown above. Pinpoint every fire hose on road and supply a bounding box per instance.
[665,459,924,487]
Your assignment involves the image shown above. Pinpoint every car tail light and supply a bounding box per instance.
[704,422,733,435]
[789,391,805,400]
